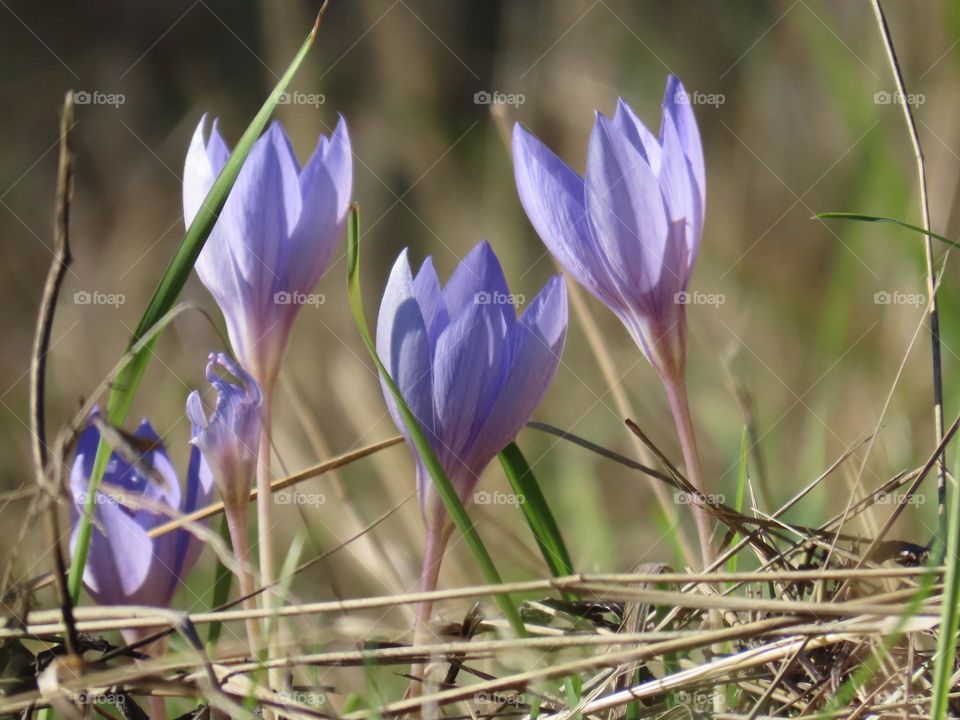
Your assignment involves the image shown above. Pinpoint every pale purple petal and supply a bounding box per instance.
[376,251,436,448]
[612,98,662,174]
[585,114,670,299]
[431,301,509,489]
[465,276,567,474]
[441,241,512,325]
[663,75,706,207]
[512,124,621,308]
[413,257,449,345]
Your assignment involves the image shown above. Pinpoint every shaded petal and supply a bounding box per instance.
[512,124,620,308]
[466,275,567,474]
[612,98,662,174]
[585,114,670,298]
[431,300,509,492]
[284,118,353,295]
[413,256,449,345]
[171,445,215,585]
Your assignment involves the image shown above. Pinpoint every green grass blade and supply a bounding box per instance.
[498,442,574,582]
[345,204,525,638]
[67,15,325,603]
[814,211,960,250]
[726,427,749,577]
[930,438,960,719]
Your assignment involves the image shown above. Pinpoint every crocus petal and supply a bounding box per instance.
[70,492,156,604]
[663,75,706,207]
[586,114,672,301]
[171,445,215,584]
[658,111,702,251]
[466,276,567,474]
[183,115,222,228]
[441,241,512,325]
[413,257,449,345]
[612,98,662,174]
[376,251,436,443]
[188,353,262,513]
[285,118,352,296]
[431,300,509,488]
[513,124,621,308]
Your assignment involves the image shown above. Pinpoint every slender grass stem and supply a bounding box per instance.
[870,0,947,554]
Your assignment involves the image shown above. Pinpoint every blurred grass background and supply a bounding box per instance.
[2,0,960,633]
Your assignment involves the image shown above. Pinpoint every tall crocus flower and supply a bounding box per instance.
[376,241,567,633]
[513,75,714,565]
[183,116,352,625]
[69,413,214,622]
[183,117,352,391]
[186,352,262,648]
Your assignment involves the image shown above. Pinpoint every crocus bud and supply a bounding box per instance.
[186,352,262,529]
[69,413,214,614]
[183,117,353,391]
[513,75,704,381]
[376,241,568,535]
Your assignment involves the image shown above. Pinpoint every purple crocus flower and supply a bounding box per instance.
[376,241,568,535]
[69,413,214,613]
[186,353,262,537]
[186,352,263,646]
[183,117,352,392]
[513,75,704,380]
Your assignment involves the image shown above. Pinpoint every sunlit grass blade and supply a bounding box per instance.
[930,439,960,720]
[66,12,327,604]
[498,442,574,582]
[814,211,960,250]
[345,203,525,637]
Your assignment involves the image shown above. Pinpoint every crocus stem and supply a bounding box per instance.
[662,373,714,570]
[411,523,450,696]
[226,512,262,656]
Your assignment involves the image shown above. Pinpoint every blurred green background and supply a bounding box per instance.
[1,0,959,640]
